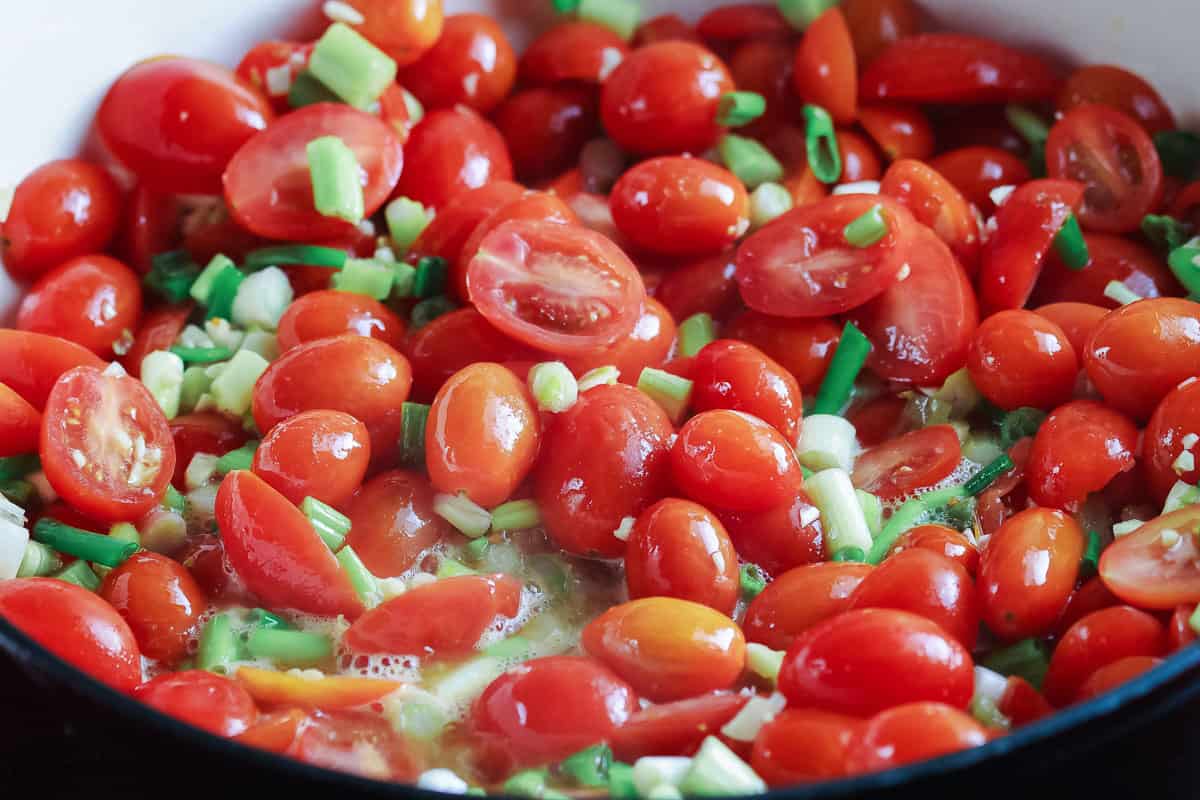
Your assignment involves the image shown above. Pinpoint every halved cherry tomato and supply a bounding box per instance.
[626,498,740,614]
[493,87,598,183]
[562,298,677,383]
[520,21,630,85]
[16,255,142,357]
[841,0,920,67]
[929,146,1032,213]
[234,40,312,113]
[1031,233,1181,308]
[121,305,191,377]
[394,107,513,211]
[1046,104,1164,233]
[0,578,141,692]
[252,409,370,507]
[168,412,250,490]
[612,692,750,762]
[1033,302,1107,356]
[215,470,363,618]
[0,329,104,410]
[1026,400,1138,510]
[751,708,860,786]
[1143,380,1200,503]
[793,8,857,124]
[849,548,979,648]
[1076,656,1164,702]
[344,470,457,577]
[411,181,524,266]
[340,0,443,66]
[236,667,402,709]
[0,383,41,458]
[742,562,873,650]
[723,312,840,393]
[858,105,935,162]
[224,103,402,241]
[967,310,1078,411]
[721,490,825,578]
[690,340,803,441]
[399,13,516,113]
[1042,605,1166,706]
[655,251,741,323]
[852,425,962,501]
[889,525,979,576]
[276,290,406,353]
[1058,65,1176,135]
[134,671,257,737]
[405,308,538,401]
[292,710,421,781]
[100,552,207,664]
[844,703,987,774]
[880,159,980,272]
[1100,506,1200,609]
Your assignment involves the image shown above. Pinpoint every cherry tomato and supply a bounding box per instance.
[1045,104,1164,233]
[612,692,750,762]
[845,703,987,774]
[793,8,857,124]
[133,671,257,737]
[121,305,190,377]
[340,0,443,66]
[1042,606,1166,706]
[852,425,961,501]
[849,548,979,649]
[399,14,515,113]
[397,106,514,209]
[344,470,456,577]
[234,40,312,112]
[633,14,701,47]
[836,130,884,182]
[998,675,1053,726]
[978,507,1085,640]
[723,312,840,393]
[0,578,141,692]
[720,492,823,578]
[0,330,105,411]
[235,708,307,754]
[404,308,537,401]
[250,409,370,508]
[535,384,673,557]
[223,103,401,241]
[471,659,638,778]
[690,340,802,441]
[625,498,739,614]
[929,146,1032,213]
[1167,606,1196,655]
[1033,234,1181,309]
[466,220,645,355]
[1026,400,1138,510]
[861,34,1059,104]
[743,562,873,650]
[858,105,935,162]
[736,194,918,318]
[561,298,677,384]
[655,251,740,322]
[978,179,1084,314]
[841,0,920,67]
[1059,65,1176,135]
[0,159,122,280]
[0,382,40,459]
[520,21,630,85]
[1057,576,1121,636]
[1100,506,1200,609]
[99,552,207,664]
[252,335,412,461]
[780,608,974,716]
[345,574,521,657]
[583,597,745,701]
[890,525,979,576]
[98,57,272,194]
[293,710,422,780]
[412,181,524,266]
[1033,302,1107,356]
[1144,379,1200,503]
[1076,656,1164,702]
[494,87,597,183]
[751,709,860,786]
[880,159,980,272]
[216,470,363,618]
[601,42,734,156]
[696,3,790,40]
[728,40,798,138]
[16,255,142,357]
[967,310,1078,411]
[848,394,906,448]
[113,184,179,275]
[168,412,249,489]
[275,290,406,353]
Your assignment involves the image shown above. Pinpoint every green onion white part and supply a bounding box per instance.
[434,492,492,538]
[386,197,431,253]
[209,349,270,417]
[989,185,1016,207]
[417,769,469,795]
[721,693,786,742]
[529,361,579,413]
[204,318,245,351]
[1112,519,1145,538]
[238,330,280,361]
[1164,481,1200,514]
[632,757,693,798]
[0,495,29,580]
[178,324,215,350]
[16,541,61,578]
[749,182,793,229]
[832,180,881,196]
[856,489,883,537]
[322,0,365,25]
[140,350,184,419]
[185,453,219,491]
[679,737,766,796]
[434,656,508,708]
[745,643,785,684]
[139,509,187,554]
[1173,450,1196,475]
[578,365,620,392]
[796,413,857,471]
[805,468,874,557]
[232,267,293,330]
[612,515,636,543]
[1103,280,1142,306]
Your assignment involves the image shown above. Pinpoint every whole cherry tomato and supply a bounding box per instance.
[690,340,803,442]
[696,3,790,41]
[626,498,740,614]
[850,548,979,648]
[1057,575,1121,636]
[520,21,630,86]
[1031,233,1181,308]
[393,107,512,210]
[841,0,920,66]
[1076,656,1164,702]
[751,709,861,786]
[405,308,536,401]
[0,383,40,458]
[836,130,884,182]
[122,305,191,377]
[858,105,936,162]
[292,710,421,780]
[844,703,988,774]
[100,552,207,664]
[1026,400,1138,510]
[1058,65,1176,134]
[493,87,597,183]
[1143,379,1200,502]
[1100,506,1200,609]
[399,14,516,113]
[133,671,257,737]
[114,184,180,275]
[16,255,142,357]
[344,470,457,577]
[611,692,750,762]
[742,562,873,650]
[880,159,980,272]
[562,298,677,384]
[929,146,1032,213]
[340,0,444,66]
[728,39,798,138]
[723,312,840,393]
[1033,302,1107,356]
[889,524,979,576]
[792,8,857,124]
[0,330,104,409]
[655,251,741,323]
[847,394,905,448]
[633,14,701,47]
[252,409,370,507]
[1042,605,1166,706]
[276,290,407,353]
[967,310,1078,411]
[852,425,962,501]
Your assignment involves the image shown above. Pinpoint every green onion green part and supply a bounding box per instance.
[843,204,888,248]
[560,743,614,788]
[998,407,1047,449]
[529,361,579,413]
[412,256,449,298]
[718,134,784,189]
[386,197,430,252]
[170,346,234,365]
[810,321,871,416]
[0,454,40,483]
[1005,105,1051,147]
[197,613,240,673]
[503,769,554,799]
[963,454,1015,497]
[307,135,365,225]
[981,638,1050,690]
[578,365,620,392]
[204,264,245,321]
[331,257,395,300]
[288,69,340,108]
[739,563,767,600]
[144,250,200,303]
[164,485,186,514]
[716,92,767,128]
[483,636,531,660]
[831,546,867,563]
[399,401,430,468]
[679,737,767,796]
[215,441,260,475]
[391,261,418,298]
[1153,130,1200,181]
[677,313,716,358]
[17,540,62,578]
[578,0,640,40]
[336,545,380,607]
[636,367,694,424]
[1189,603,1200,637]
[302,496,352,551]
[1141,214,1193,255]
[491,499,541,532]
[1080,530,1103,578]
[308,22,398,109]
[1168,244,1200,297]
[53,560,101,592]
[189,253,237,305]
[552,0,581,13]
[866,485,969,564]
[437,557,476,579]
[778,0,838,29]
[245,627,333,667]
[243,244,349,271]
[609,763,638,800]
[0,480,33,507]
[1053,213,1090,270]
[465,537,490,561]
[33,518,138,568]
[409,296,458,330]
[803,104,842,184]
[248,608,291,631]
[433,492,493,539]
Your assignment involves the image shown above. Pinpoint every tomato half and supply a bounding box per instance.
[1058,65,1176,135]
[0,383,40,458]
[1031,233,1181,308]
[1100,506,1200,610]
[612,692,750,762]
[852,425,962,500]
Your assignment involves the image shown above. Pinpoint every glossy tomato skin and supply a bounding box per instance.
[655,251,741,323]
[1058,65,1175,134]
[858,105,935,162]
[611,692,750,762]
[562,298,677,384]
[720,490,825,578]
[114,184,179,275]
[582,597,746,701]
[405,308,537,401]
[0,383,41,457]
[723,312,840,393]
[1143,380,1200,502]
[1042,606,1167,706]
[835,130,883,182]
[1,159,122,280]
[100,552,207,664]
[1100,506,1200,610]
[168,412,250,489]
[634,14,701,47]
[293,709,422,780]
[122,305,191,377]
[779,608,974,716]
[399,14,515,113]
[393,106,513,210]
[841,0,920,66]
[519,21,630,85]
[626,498,740,614]
[844,703,988,774]
[879,159,980,272]
[1057,575,1121,637]
[690,340,802,442]
[889,525,979,576]
[1031,233,1181,309]
[234,40,312,112]
[751,709,861,786]
[252,409,370,507]
[0,578,141,692]
[134,671,257,737]
[929,146,1032,213]
[99,57,272,194]
[341,0,443,66]
[1026,400,1138,510]
[411,181,524,266]
[1033,302,1107,356]
[16,255,142,357]
[967,310,1078,411]
[728,39,798,138]
[792,8,856,124]
[742,563,873,651]
[852,425,962,501]
[601,42,734,156]
[978,507,1085,640]
[535,384,673,557]
[849,548,979,649]
[344,470,457,577]
[847,394,905,448]
[216,470,364,618]
[1077,656,1164,702]
[493,87,598,183]
[276,290,406,353]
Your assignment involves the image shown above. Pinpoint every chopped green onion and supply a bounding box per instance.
[503,769,557,799]
[162,485,186,514]
[963,454,1015,497]
[399,401,430,468]
[739,563,767,600]
[806,468,874,557]
[400,88,424,126]
[1103,279,1143,306]
[1005,105,1050,146]
[831,546,867,562]
[1153,130,1200,181]
[1189,603,1200,637]
[578,0,639,40]
[307,135,365,225]
[144,250,200,303]
[856,489,883,537]
[867,485,969,564]
[232,266,294,330]
[679,737,766,796]
[811,321,871,416]
[216,441,260,475]
[632,758,692,797]
[437,556,476,578]
[391,260,418,298]
[386,197,430,252]
[552,0,581,13]
[484,635,531,660]
[637,367,693,424]
[491,499,541,532]
[578,365,620,392]
[17,541,62,578]
[410,296,458,330]
[108,522,141,548]
[245,628,333,667]
[1168,244,1200,297]
[1053,213,1090,270]
[719,134,784,189]
[970,694,1011,730]
[434,492,493,539]
[529,361,579,413]
[197,613,240,673]
[331,257,395,300]
[190,253,237,306]
[745,642,784,684]
[180,366,213,415]
[33,518,137,568]
[288,69,340,108]
[609,763,638,800]
[204,264,245,321]
[464,537,490,561]
[0,454,39,483]
[997,406,1046,449]
[336,545,380,607]
[302,496,352,551]
[243,244,348,271]
[803,104,841,184]
[716,92,766,128]
[843,204,888,248]
[981,638,1050,690]
[1080,530,1104,578]
[778,0,838,29]
[170,346,234,365]
[749,181,793,229]
[412,256,449,298]
[248,608,291,630]
[560,743,614,788]
[209,350,270,417]
[308,22,398,109]
[677,313,716,358]
[1164,481,1200,514]
[1142,214,1192,254]
[53,560,100,591]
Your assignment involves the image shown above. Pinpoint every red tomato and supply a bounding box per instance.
[861,34,1059,104]
[114,184,180,275]
[536,384,673,557]
[849,548,979,649]
[399,14,515,113]
[1026,400,1138,510]
[344,470,457,577]
[0,330,105,411]
[0,383,41,458]
[252,335,412,461]
[1033,302,1107,356]
[0,578,141,692]
[404,308,537,401]
[929,146,1032,213]
[1167,605,1196,652]
[779,608,974,716]
[611,158,750,257]
[1046,104,1164,233]
[737,195,918,318]
[723,312,840,393]
[340,0,443,66]
[1059,65,1176,134]
[234,40,312,112]
[880,159,980,272]
[847,394,905,448]
[467,220,646,355]
[100,552,207,664]
[235,708,307,753]
[251,409,370,507]
[743,563,873,650]
[493,87,598,183]
[134,671,257,737]
[345,574,521,657]
[223,103,401,241]
[721,491,825,578]
[634,14,701,47]
[655,251,740,322]
[889,525,979,576]
[1057,575,1121,636]
[728,40,798,138]
[1144,380,1200,503]
[276,290,406,353]
[852,425,962,501]
[394,108,513,211]
[967,310,1078,411]
[562,298,677,384]
[1100,506,1200,609]
[978,179,1085,314]
[16,255,142,358]
[841,0,920,67]
[1076,656,1164,702]
[411,181,524,266]
[216,470,363,618]
[836,130,884,182]
[168,412,249,490]
[751,709,860,786]
[792,8,857,124]
[1032,234,1181,309]
[1042,606,1167,706]
[601,42,733,156]
[121,305,191,377]
[292,709,421,780]
[612,692,750,762]
[978,507,1085,640]
[844,703,987,774]
[583,597,745,701]
[98,57,272,194]
[998,675,1054,726]
[858,105,935,162]
[626,498,740,614]
[520,21,630,85]
[178,532,246,603]
[696,3,790,40]
[0,159,122,280]
[690,340,802,441]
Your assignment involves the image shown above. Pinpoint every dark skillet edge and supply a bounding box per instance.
[4,615,1200,798]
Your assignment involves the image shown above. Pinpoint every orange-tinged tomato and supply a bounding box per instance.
[1026,400,1138,510]
[276,290,407,353]
[341,0,443,66]
[850,548,979,649]
[252,409,370,507]
[844,702,987,774]
[1033,302,1107,356]
[610,692,750,762]
[751,709,861,786]
[792,8,857,124]
[889,525,979,576]
[100,552,207,664]
[235,708,308,753]
[133,671,257,737]
[236,667,402,709]
[880,158,980,273]
[344,469,457,577]
[858,105,935,162]
[626,498,740,614]
[742,562,873,651]
[1042,606,1166,707]
[1100,506,1200,609]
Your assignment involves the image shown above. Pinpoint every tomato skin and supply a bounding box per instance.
[411,181,524,266]
[690,340,802,442]
[1042,606,1167,707]
[1,159,122,280]
[601,42,734,156]
[0,383,41,458]
[99,551,207,664]
[399,14,515,113]
[967,310,1078,412]
[751,709,860,786]
[276,290,406,353]
[0,330,105,411]
[1076,656,1164,702]
[792,8,857,124]
[723,312,840,394]
[728,39,798,138]
[779,608,974,716]
[1032,234,1181,309]
[0,578,141,692]
[342,0,443,66]
[611,158,750,257]
[858,105,935,162]
[134,671,257,737]
[696,4,789,40]
[634,14,701,47]
[216,470,364,618]
[1057,576,1121,637]
[251,409,370,508]
[1033,302,1108,356]
[1058,65,1175,135]
[1143,380,1200,503]
[344,470,457,577]
[626,498,740,614]
[16,255,142,358]
[852,425,962,501]
[520,21,630,85]
[168,412,249,490]
[720,491,825,578]
[535,384,673,557]
[836,131,883,183]
[850,548,979,649]
[743,563,873,650]
[847,394,905,448]
[929,146,1032,213]
[979,507,1085,640]
[235,40,312,113]
[844,703,987,775]
[890,525,979,577]
[345,574,522,657]
[121,305,191,377]
[841,0,920,67]
[494,87,598,184]
[583,597,746,701]
[861,34,1059,104]
[655,252,740,323]
[396,107,513,211]
[562,298,677,384]
[99,57,272,194]
[1026,400,1138,510]
[1100,506,1200,610]
[611,692,749,762]
[252,335,412,463]
[405,308,537,401]
[235,708,307,753]
[879,159,980,273]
